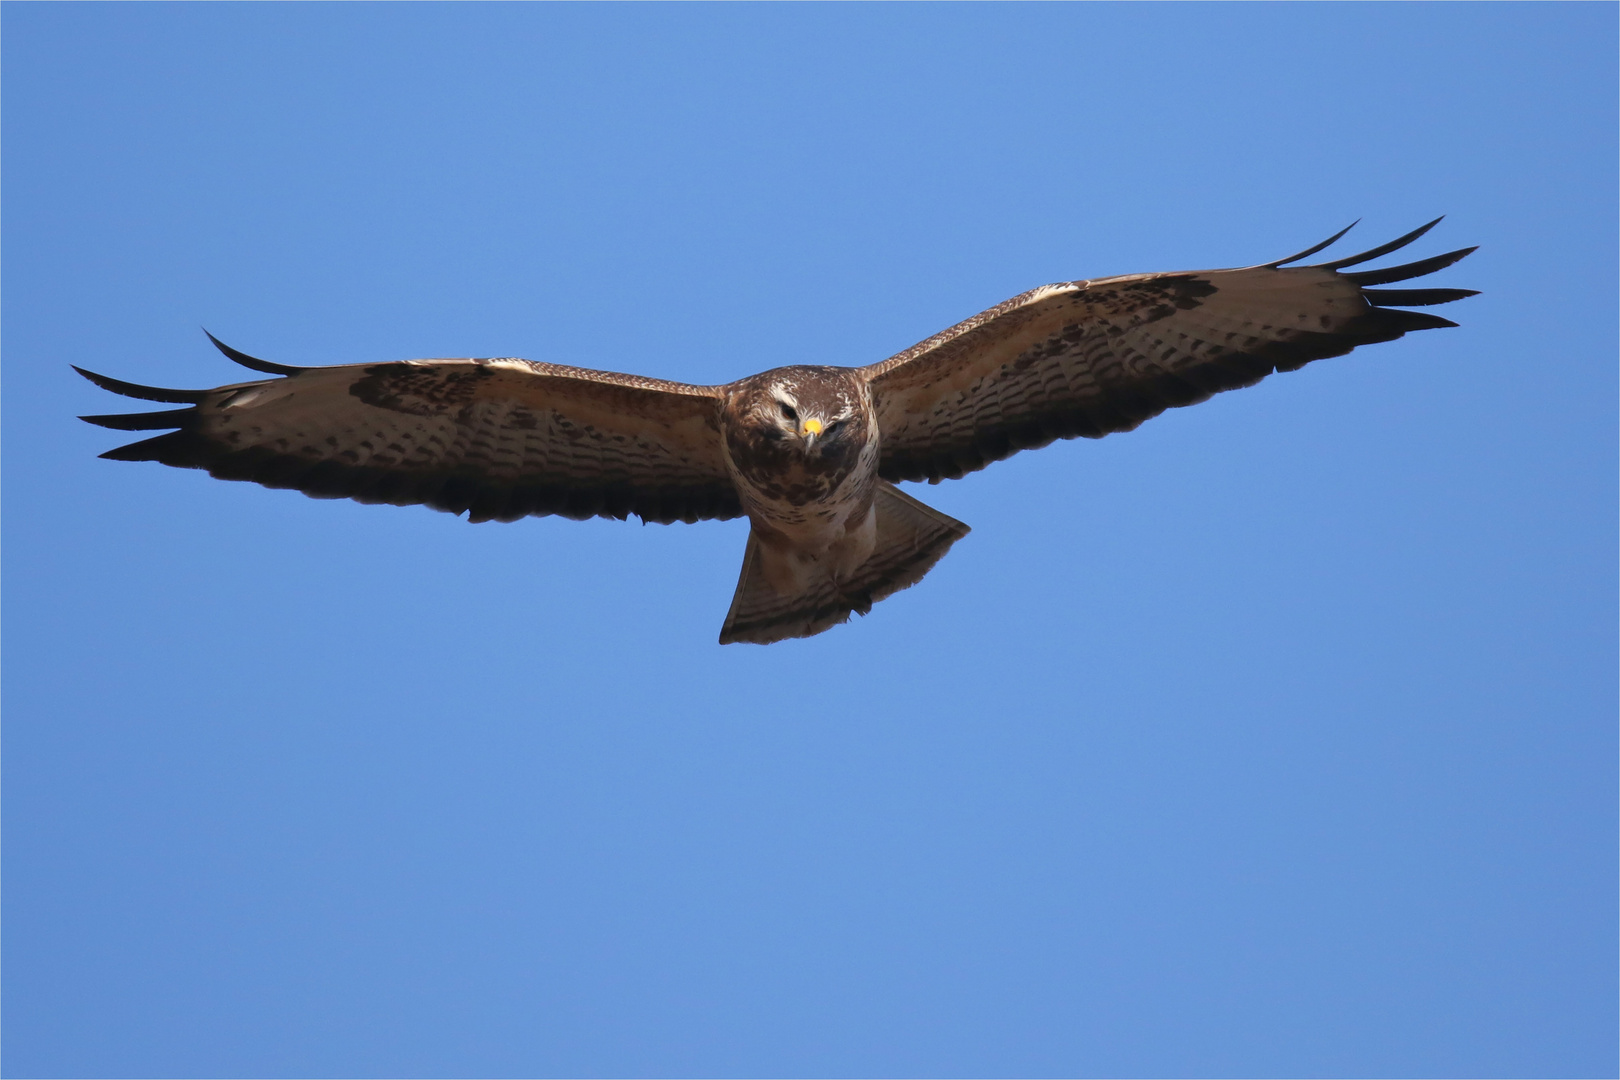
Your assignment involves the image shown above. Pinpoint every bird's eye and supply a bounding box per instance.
[823,419,844,436]
[779,403,797,421]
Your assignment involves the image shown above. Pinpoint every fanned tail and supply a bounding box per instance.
[718,482,969,645]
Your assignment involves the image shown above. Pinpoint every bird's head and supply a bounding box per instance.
[725,366,867,465]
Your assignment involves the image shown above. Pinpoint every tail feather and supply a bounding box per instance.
[718,482,970,645]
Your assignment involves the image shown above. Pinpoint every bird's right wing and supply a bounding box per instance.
[79,336,742,524]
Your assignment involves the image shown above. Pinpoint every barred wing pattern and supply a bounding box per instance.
[79,337,741,524]
[864,219,1477,484]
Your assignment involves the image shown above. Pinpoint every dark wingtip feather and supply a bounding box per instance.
[1269,220,1359,267]
[203,329,304,376]
[1318,217,1445,270]
[97,430,200,463]
[73,366,207,404]
[80,408,194,431]
[1374,309,1460,332]
[1343,246,1478,286]
[1363,287,1480,307]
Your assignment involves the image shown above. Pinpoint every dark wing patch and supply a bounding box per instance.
[81,345,741,525]
[862,222,1478,483]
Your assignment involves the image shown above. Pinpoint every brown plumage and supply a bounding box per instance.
[79,220,1476,644]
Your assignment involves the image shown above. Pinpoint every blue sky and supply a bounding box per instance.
[4,4,1615,1077]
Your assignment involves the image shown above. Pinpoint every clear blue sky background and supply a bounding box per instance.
[4,5,1615,1078]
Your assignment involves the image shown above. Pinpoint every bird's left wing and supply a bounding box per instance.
[862,220,1477,483]
[79,337,741,524]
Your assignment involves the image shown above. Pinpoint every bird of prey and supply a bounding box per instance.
[78,219,1476,644]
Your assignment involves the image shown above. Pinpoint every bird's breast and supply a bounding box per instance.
[725,433,880,548]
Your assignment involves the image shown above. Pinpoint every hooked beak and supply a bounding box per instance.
[800,417,823,451]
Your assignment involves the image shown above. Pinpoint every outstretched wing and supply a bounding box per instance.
[863,219,1478,484]
[79,335,741,524]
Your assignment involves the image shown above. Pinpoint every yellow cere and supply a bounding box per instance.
[802,418,823,436]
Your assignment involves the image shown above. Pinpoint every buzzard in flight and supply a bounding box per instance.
[79,219,1476,644]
